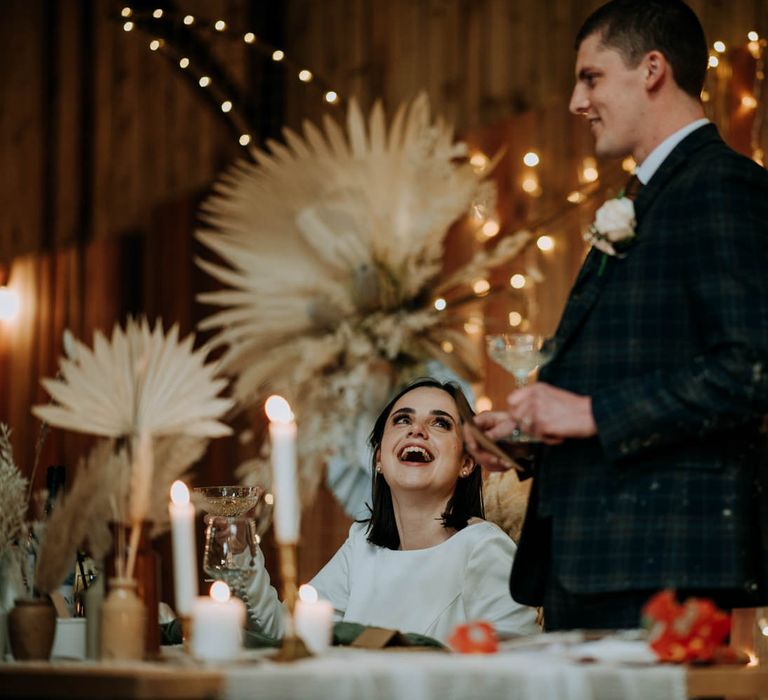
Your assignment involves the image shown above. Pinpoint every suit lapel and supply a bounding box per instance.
[547,124,722,366]
[632,123,720,221]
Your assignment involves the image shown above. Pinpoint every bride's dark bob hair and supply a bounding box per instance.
[364,378,484,549]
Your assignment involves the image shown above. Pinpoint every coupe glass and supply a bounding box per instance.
[193,485,265,518]
[202,516,260,596]
[486,332,555,442]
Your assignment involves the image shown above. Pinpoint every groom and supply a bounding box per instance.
[467,0,768,630]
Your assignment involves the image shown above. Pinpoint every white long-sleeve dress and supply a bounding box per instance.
[244,519,540,643]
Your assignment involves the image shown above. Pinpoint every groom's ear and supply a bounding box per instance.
[643,50,667,92]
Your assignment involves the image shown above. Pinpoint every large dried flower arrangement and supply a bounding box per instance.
[32,317,232,588]
[196,95,529,504]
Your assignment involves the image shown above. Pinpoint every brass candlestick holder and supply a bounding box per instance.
[275,542,312,662]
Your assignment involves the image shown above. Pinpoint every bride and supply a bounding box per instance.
[244,378,539,643]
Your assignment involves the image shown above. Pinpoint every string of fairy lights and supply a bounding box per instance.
[117,5,343,148]
[114,12,765,409]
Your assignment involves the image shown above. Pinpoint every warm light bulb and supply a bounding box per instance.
[123,21,134,31]
[580,155,599,183]
[476,396,493,412]
[472,279,491,295]
[510,274,526,289]
[264,493,274,506]
[748,31,759,42]
[170,480,190,505]
[713,40,726,53]
[441,340,454,353]
[708,55,719,68]
[183,15,195,25]
[152,8,163,18]
[149,39,162,51]
[469,152,489,171]
[536,235,554,252]
[298,69,313,82]
[179,57,190,69]
[463,319,483,336]
[523,151,540,167]
[244,32,256,44]
[210,581,231,603]
[481,219,500,238]
[214,20,227,31]
[272,50,285,61]
[121,7,133,18]
[522,174,539,194]
[221,100,233,113]
[239,134,251,146]
[700,89,710,102]
[621,156,636,173]
[265,395,294,423]
[508,311,523,327]
[741,95,758,109]
[298,584,318,604]
[0,286,20,321]
[199,76,211,87]
[324,91,339,104]
[434,298,447,311]
[567,191,586,204]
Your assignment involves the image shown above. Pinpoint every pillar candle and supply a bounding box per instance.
[169,480,197,616]
[295,584,333,654]
[191,582,245,662]
[265,395,299,543]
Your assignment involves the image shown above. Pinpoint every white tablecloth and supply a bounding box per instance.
[223,646,686,700]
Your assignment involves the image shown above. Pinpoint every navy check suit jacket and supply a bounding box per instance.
[511,125,768,605]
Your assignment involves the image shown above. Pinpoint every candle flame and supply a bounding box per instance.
[265,395,294,423]
[170,480,190,505]
[298,584,318,604]
[210,580,231,603]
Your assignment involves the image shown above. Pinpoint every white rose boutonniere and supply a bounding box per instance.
[585,197,636,258]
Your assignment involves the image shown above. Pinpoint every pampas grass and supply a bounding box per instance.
[0,424,28,553]
[34,439,127,594]
[33,433,208,593]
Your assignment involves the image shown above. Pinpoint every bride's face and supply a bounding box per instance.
[378,386,471,499]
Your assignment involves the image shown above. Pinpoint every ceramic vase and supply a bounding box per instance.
[100,577,146,660]
[8,597,57,660]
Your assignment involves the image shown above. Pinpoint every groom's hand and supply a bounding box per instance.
[506,382,596,441]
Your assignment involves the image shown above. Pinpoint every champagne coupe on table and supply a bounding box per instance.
[485,333,556,443]
[195,486,273,599]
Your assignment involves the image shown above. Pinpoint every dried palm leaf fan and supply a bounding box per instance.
[196,95,529,505]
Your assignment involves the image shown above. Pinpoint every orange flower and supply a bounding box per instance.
[642,589,731,663]
[447,621,499,654]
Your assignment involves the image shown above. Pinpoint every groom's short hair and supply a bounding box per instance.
[576,0,708,99]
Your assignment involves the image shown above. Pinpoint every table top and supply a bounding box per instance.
[0,653,766,700]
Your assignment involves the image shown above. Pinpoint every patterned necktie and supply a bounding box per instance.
[623,174,643,200]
